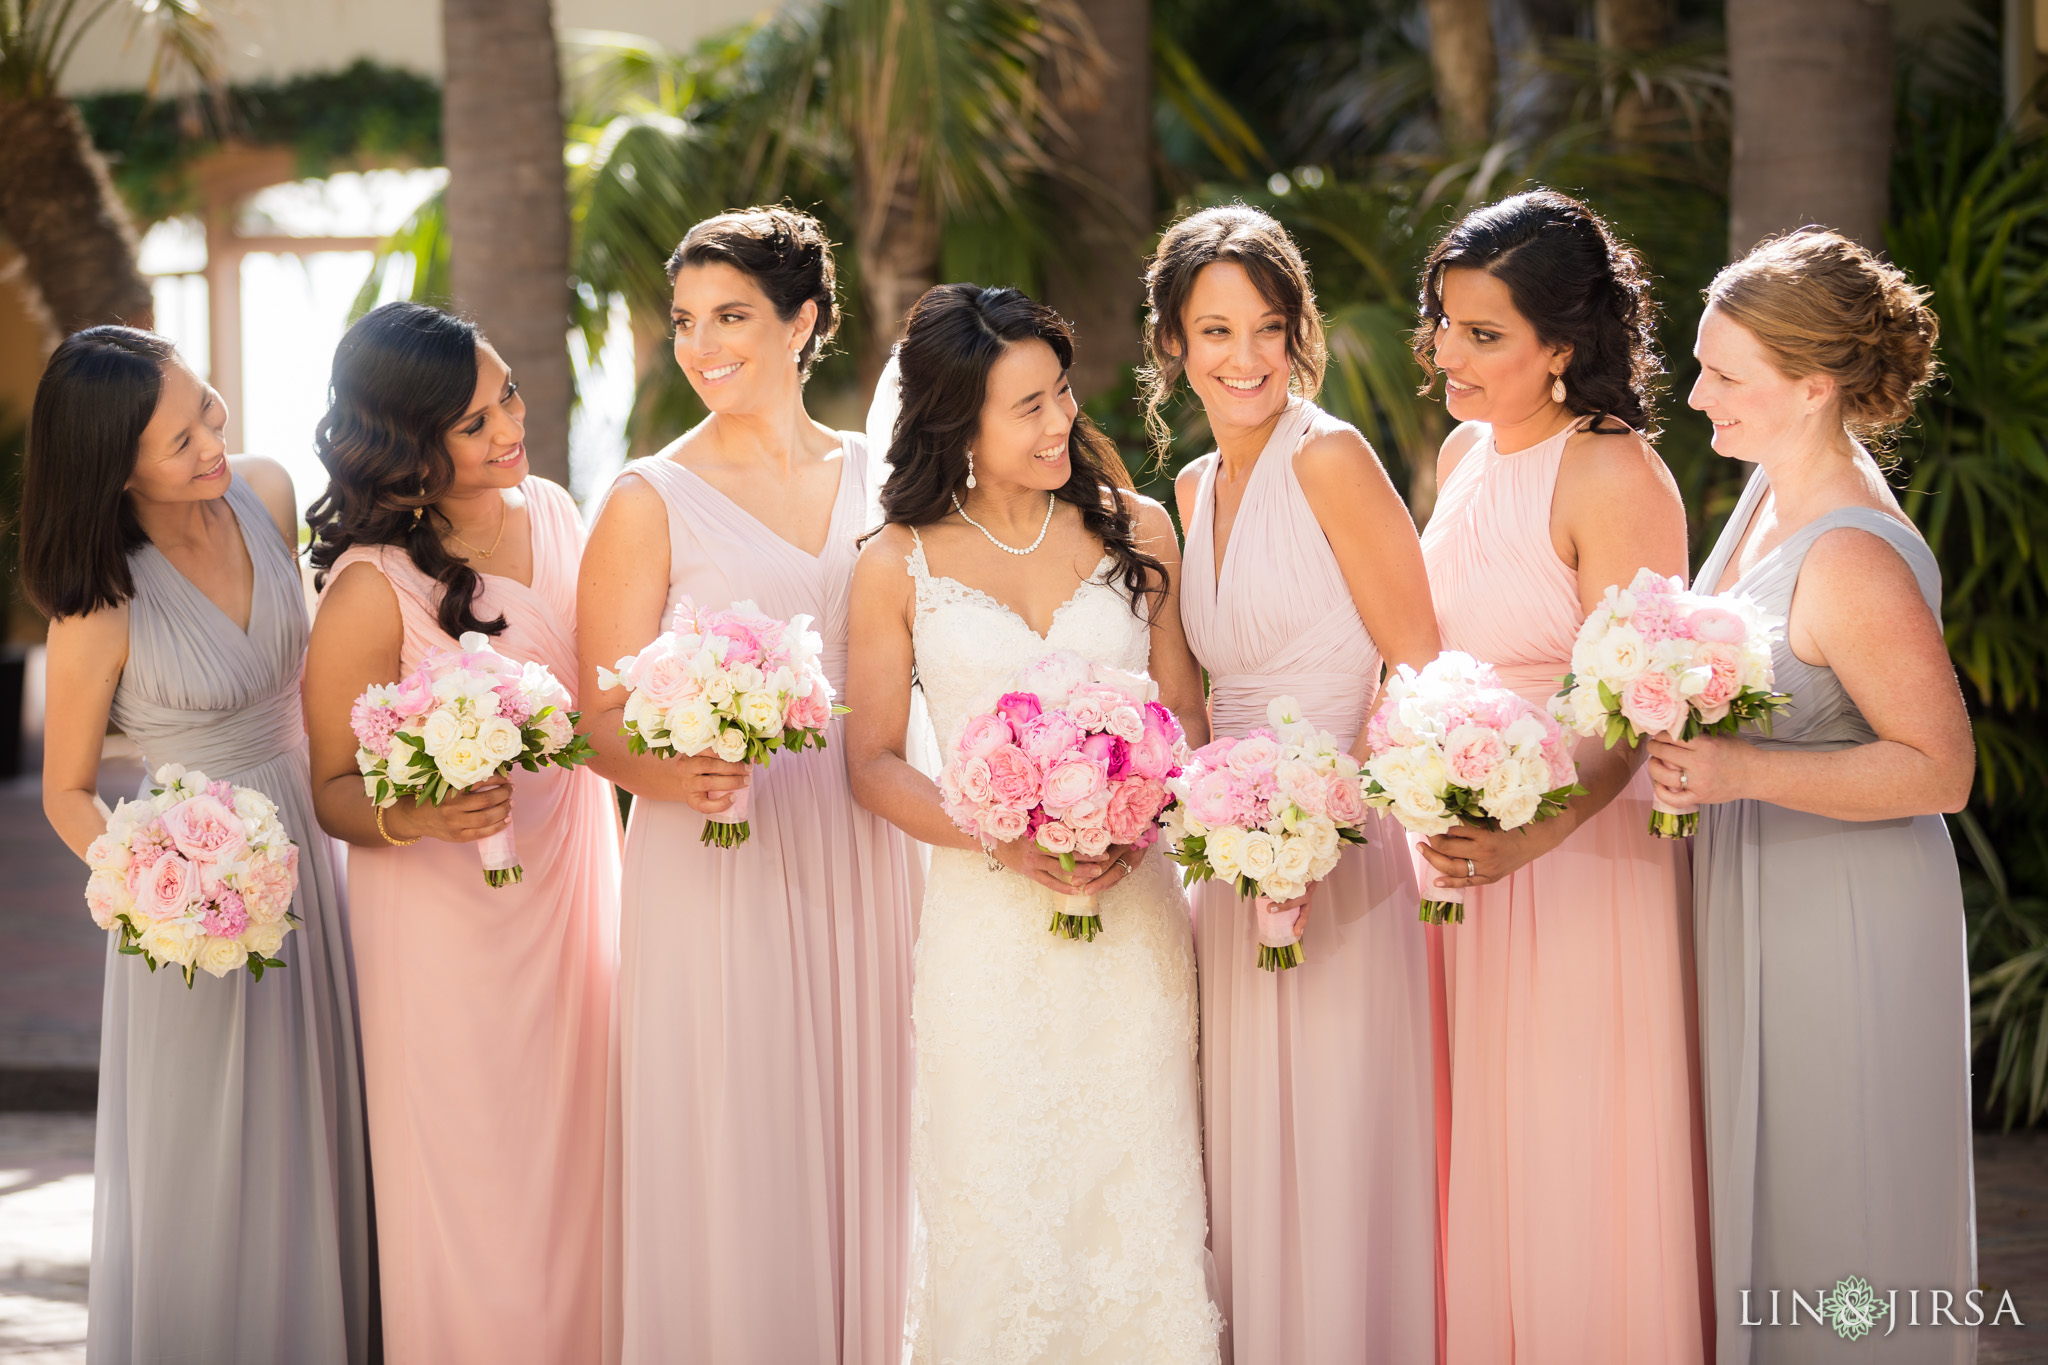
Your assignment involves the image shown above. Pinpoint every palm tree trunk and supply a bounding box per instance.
[1425,0,1497,147]
[1040,0,1151,403]
[0,98,155,340]
[853,155,942,391]
[442,0,574,487]
[1596,0,1674,51]
[1727,0,1893,254]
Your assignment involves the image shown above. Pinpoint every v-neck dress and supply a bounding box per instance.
[1690,469,1974,1365]
[328,476,620,1365]
[1178,398,1438,1365]
[91,475,373,1365]
[601,443,921,1365]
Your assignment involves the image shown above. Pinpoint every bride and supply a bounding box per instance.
[845,283,1223,1363]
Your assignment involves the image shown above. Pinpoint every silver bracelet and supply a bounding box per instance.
[980,840,1003,873]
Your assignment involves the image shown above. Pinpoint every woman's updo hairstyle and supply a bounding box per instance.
[1413,188,1662,437]
[876,282,1164,616]
[1141,204,1327,448]
[1706,228,1939,443]
[306,301,507,641]
[666,206,840,377]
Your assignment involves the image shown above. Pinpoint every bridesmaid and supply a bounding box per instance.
[304,302,618,1364]
[1412,190,1709,1363]
[25,329,372,1364]
[1649,231,1974,1364]
[1147,206,1441,1363]
[578,207,919,1364]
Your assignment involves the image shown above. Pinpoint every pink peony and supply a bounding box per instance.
[957,758,995,807]
[202,889,250,940]
[1079,733,1131,780]
[1620,670,1687,738]
[1692,642,1743,708]
[993,692,1043,728]
[1142,701,1183,745]
[1275,759,1328,815]
[1190,737,1237,768]
[1325,773,1367,826]
[1126,730,1176,781]
[1688,606,1748,644]
[706,619,764,667]
[160,794,248,866]
[1019,712,1083,764]
[1015,651,1092,705]
[788,684,834,732]
[85,874,124,930]
[139,853,199,922]
[1225,734,1283,778]
[983,806,1029,842]
[1444,725,1508,788]
[1543,738,1578,790]
[957,713,1015,762]
[1365,707,1393,754]
[1186,768,1242,828]
[1036,820,1078,855]
[391,667,435,718]
[984,745,1042,811]
[1042,753,1109,812]
[1106,778,1169,844]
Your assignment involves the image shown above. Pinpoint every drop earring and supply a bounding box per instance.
[1551,373,1567,404]
[965,448,977,490]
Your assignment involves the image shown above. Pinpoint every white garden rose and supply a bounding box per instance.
[419,709,463,756]
[361,774,386,805]
[1500,714,1547,756]
[1303,816,1340,860]
[243,920,287,956]
[436,738,496,787]
[728,663,765,695]
[85,832,130,873]
[1392,785,1456,836]
[197,936,248,979]
[1585,622,1647,685]
[713,727,748,763]
[670,700,719,753]
[476,716,524,764]
[1207,827,1248,880]
[141,919,202,967]
[704,675,736,707]
[1239,831,1280,880]
[1486,786,1543,829]
[535,709,574,754]
[231,787,277,825]
[738,689,784,735]
[1274,836,1315,882]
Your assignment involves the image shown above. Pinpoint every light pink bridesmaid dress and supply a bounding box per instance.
[601,442,919,1365]
[1180,397,1439,1364]
[330,476,619,1365]
[1420,419,1710,1365]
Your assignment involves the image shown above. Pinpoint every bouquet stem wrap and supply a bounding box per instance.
[1420,883,1465,926]
[478,819,522,887]
[1647,729,1698,839]
[1050,887,1101,942]
[702,786,752,848]
[1254,895,1305,971]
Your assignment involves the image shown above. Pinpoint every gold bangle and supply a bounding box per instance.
[374,803,420,847]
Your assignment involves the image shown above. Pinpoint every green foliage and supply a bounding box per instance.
[1,0,218,104]
[76,60,442,224]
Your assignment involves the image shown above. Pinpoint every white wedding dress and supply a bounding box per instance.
[902,528,1223,1365]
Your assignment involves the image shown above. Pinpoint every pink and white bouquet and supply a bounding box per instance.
[1364,652,1584,924]
[1551,567,1790,837]
[1162,697,1372,971]
[938,650,1187,942]
[84,764,300,987]
[352,631,594,885]
[598,596,842,848]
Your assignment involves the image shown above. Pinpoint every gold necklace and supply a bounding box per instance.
[444,496,508,560]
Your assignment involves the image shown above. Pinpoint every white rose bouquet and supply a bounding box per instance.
[597,596,843,848]
[1162,696,1373,971]
[1363,652,1585,924]
[1551,567,1790,837]
[84,764,300,987]
[351,631,595,885]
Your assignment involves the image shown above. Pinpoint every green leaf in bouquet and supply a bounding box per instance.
[1604,714,1627,750]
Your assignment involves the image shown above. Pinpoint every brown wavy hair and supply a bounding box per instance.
[1706,228,1939,445]
[1413,188,1662,438]
[1140,204,1327,450]
[667,206,840,378]
[306,302,508,639]
[874,283,1163,616]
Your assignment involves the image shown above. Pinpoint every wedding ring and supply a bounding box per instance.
[1679,770,1689,789]
[1112,858,1129,872]
[1465,858,1476,878]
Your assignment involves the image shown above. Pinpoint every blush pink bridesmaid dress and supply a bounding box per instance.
[329,476,619,1365]
[1420,419,1709,1365]
[601,441,919,1365]
[1180,398,1439,1364]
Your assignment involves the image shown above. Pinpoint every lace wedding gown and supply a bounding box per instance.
[903,529,1222,1364]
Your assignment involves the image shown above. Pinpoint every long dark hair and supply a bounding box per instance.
[307,302,508,639]
[19,327,178,619]
[876,284,1164,615]
[667,206,840,378]
[1412,189,1662,438]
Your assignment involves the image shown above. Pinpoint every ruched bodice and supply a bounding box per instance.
[1694,467,1942,752]
[1181,398,1382,741]
[1419,420,1586,702]
[111,479,309,776]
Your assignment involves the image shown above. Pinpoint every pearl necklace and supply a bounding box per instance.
[951,491,1056,556]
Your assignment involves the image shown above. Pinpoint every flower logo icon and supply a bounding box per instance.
[1820,1276,1889,1341]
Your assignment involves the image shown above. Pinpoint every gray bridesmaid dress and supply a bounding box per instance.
[1692,468,1974,1365]
[88,476,373,1365]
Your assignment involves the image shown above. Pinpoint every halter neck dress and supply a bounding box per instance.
[600,442,920,1365]
[1178,397,1438,1364]
[329,476,619,1364]
[1690,468,1974,1365]
[1419,418,1709,1365]
[91,474,372,1365]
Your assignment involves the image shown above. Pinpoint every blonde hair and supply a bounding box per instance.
[1707,229,1939,443]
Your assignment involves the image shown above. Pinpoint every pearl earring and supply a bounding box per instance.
[965,448,977,490]
[1551,374,1567,404]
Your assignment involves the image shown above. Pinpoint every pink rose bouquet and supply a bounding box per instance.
[352,630,595,885]
[84,764,300,987]
[938,649,1187,942]
[1364,652,1585,924]
[1551,567,1790,837]
[1161,697,1371,971]
[598,596,843,848]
